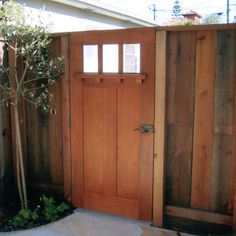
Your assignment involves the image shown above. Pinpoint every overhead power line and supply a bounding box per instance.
[148,4,157,21]
[227,0,230,23]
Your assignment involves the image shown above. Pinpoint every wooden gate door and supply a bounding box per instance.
[70,28,155,221]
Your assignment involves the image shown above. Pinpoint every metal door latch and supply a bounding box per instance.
[134,124,155,134]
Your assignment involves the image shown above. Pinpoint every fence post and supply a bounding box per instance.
[233,72,236,230]
[153,30,167,227]
[60,34,72,202]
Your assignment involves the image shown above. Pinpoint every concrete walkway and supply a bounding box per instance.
[0,209,194,236]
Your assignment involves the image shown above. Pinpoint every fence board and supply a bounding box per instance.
[166,31,196,207]
[233,88,236,230]
[153,30,166,227]
[0,102,12,202]
[210,30,236,214]
[60,35,71,201]
[70,33,84,207]
[165,32,177,205]
[191,31,216,209]
[231,30,236,229]
[26,104,50,182]
[26,37,64,186]
[166,205,232,225]
[49,37,63,185]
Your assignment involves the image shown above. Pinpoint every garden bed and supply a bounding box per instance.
[0,190,73,232]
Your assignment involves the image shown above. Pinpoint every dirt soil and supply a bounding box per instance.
[0,190,73,232]
[0,193,21,231]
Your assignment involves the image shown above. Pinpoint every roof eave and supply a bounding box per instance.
[49,0,156,27]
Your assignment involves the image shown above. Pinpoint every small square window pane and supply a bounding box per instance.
[103,44,119,73]
[123,44,140,73]
[83,45,98,73]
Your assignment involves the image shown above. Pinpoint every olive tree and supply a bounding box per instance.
[0,1,63,208]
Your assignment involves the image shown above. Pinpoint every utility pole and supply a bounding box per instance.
[227,0,230,23]
[148,4,157,21]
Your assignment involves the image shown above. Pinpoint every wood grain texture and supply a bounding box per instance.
[70,28,155,221]
[166,205,232,225]
[231,30,236,231]
[60,34,72,201]
[165,32,177,205]
[8,49,17,183]
[0,47,8,182]
[210,30,236,214]
[0,102,12,198]
[83,87,116,194]
[167,31,196,207]
[117,87,141,199]
[156,23,236,32]
[24,37,64,187]
[26,103,50,182]
[153,30,166,227]
[135,28,155,221]
[233,85,236,230]
[83,191,138,219]
[191,31,216,210]
[70,33,84,207]
[49,37,63,185]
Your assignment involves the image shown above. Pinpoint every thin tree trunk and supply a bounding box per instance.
[16,145,23,209]
[14,105,28,208]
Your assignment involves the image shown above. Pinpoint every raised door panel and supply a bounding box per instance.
[117,87,143,199]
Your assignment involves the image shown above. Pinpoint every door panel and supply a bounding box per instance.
[117,87,142,199]
[70,28,155,221]
[83,87,117,194]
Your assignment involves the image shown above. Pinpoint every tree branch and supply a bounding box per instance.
[21,93,39,106]
[18,62,28,89]
[22,76,53,85]
[14,42,19,88]
[0,84,15,97]
[23,82,51,93]
[5,42,16,51]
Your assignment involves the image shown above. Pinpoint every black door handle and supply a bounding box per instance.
[134,124,155,134]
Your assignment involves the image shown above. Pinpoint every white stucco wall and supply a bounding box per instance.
[17,0,142,32]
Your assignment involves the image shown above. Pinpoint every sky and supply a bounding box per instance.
[92,0,236,24]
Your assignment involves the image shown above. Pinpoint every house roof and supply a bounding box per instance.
[49,0,156,27]
[182,10,202,18]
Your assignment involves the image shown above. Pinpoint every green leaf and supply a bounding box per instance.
[0,10,4,19]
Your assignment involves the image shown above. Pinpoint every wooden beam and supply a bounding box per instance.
[153,30,167,227]
[232,45,236,230]
[210,30,235,213]
[191,31,216,209]
[27,181,63,194]
[60,34,72,202]
[49,37,63,185]
[166,205,232,226]
[156,23,236,32]
[76,73,146,81]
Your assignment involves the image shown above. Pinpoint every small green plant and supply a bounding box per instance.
[40,195,69,222]
[8,208,39,230]
[8,195,70,230]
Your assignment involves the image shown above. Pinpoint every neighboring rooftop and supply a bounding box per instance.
[166,10,202,26]
[182,10,202,19]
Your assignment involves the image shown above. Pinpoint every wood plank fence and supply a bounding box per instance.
[1,24,236,231]
[0,43,13,203]
[154,24,236,231]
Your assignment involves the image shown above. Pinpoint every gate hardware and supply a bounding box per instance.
[134,124,155,134]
